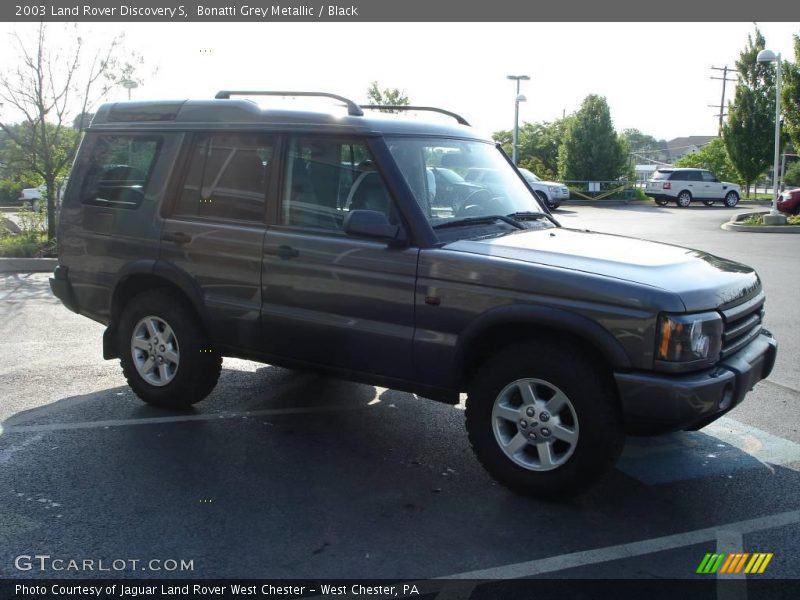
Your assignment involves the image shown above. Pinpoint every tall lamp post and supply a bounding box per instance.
[507,75,530,165]
[120,79,139,100]
[756,49,786,225]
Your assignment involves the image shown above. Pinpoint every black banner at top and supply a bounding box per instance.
[3,0,800,22]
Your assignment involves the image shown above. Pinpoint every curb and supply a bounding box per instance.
[0,258,57,273]
[721,222,800,233]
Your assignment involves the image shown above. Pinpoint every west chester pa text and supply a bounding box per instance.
[43,5,360,18]
[16,584,419,597]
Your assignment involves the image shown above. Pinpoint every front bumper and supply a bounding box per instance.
[615,330,777,435]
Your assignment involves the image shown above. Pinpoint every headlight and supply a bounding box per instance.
[656,312,722,363]
[548,186,558,193]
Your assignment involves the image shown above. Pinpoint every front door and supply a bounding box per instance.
[260,136,417,379]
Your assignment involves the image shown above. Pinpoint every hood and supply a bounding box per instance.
[444,227,761,312]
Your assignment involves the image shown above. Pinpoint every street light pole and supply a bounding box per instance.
[757,49,786,225]
[507,75,530,165]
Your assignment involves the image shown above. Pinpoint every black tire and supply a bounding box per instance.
[535,190,557,210]
[655,198,669,206]
[702,199,715,206]
[676,191,692,207]
[118,289,222,409]
[465,341,624,499]
[724,191,739,208]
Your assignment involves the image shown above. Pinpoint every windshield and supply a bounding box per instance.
[386,138,544,226]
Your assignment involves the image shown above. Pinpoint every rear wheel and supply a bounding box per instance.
[676,191,692,207]
[724,191,739,207]
[465,341,624,499]
[118,289,221,409]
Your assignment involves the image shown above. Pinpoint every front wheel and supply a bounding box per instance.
[118,289,222,409]
[535,190,558,210]
[465,341,624,499]
[724,191,739,207]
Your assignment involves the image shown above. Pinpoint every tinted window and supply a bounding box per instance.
[174,133,272,223]
[676,170,701,182]
[701,171,717,182]
[281,137,393,230]
[652,170,673,181]
[80,135,160,209]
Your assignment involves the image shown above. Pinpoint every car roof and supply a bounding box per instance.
[89,98,487,140]
[657,167,706,172]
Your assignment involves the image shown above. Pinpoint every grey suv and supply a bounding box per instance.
[50,92,777,499]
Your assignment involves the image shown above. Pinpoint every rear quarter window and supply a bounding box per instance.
[79,135,161,209]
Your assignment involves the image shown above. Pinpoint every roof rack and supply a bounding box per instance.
[214,90,364,116]
[360,105,471,126]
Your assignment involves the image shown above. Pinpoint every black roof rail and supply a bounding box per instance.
[214,90,364,117]
[361,105,470,126]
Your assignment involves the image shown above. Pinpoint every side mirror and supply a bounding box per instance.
[344,209,401,241]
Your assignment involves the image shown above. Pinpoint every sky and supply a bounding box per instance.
[1,21,799,142]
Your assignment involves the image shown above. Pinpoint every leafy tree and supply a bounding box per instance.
[493,119,569,180]
[365,81,410,113]
[557,95,627,181]
[784,160,800,187]
[675,138,742,186]
[0,24,133,238]
[722,28,777,198]
[782,34,800,152]
[622,128,669,165]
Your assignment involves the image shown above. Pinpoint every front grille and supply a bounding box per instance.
[720,292,765,359]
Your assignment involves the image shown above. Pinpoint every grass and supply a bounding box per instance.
[0,233,55,257]
[739,213,800,226]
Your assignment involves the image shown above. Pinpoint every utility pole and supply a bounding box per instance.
[709,66,737,133]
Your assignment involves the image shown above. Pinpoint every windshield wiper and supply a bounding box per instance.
[432,215,523,230]
[506,211,548,221]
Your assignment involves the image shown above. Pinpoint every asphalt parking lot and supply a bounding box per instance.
[0,204,798,585]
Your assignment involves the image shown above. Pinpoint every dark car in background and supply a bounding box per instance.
[777,188,800,215]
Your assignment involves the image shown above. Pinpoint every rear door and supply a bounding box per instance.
[160,132,275,350]
[260,135,417,379]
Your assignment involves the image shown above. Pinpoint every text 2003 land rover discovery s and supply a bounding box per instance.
[51,92,777,498]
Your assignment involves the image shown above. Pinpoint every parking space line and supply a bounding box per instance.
[0,404,372,435]
[717,530,747,600]
[440,509,800,579]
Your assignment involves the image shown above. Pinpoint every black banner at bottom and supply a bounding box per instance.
[3,579,800,600]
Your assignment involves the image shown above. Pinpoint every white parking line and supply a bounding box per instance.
[0,403,372,435]
[440,509,800,579]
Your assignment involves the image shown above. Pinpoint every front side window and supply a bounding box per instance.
[174,133,273,223]
[80,135,161,208]
[386,137,544,224]
[701,171,717,182]
[281,137,394,231]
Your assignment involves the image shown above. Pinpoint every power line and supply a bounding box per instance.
[710,65,738,133]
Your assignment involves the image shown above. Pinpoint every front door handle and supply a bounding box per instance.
[270,245,299,260]
[162,231,192,245]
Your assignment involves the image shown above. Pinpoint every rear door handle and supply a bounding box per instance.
[161,231,192,245]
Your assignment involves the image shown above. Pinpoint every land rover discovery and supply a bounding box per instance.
[50,92,777,498]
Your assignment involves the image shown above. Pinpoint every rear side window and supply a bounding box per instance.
[174,133,273,223]
[652,170,672,181]
[80,136,161,209]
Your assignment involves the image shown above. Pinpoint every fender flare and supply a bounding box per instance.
[454,304,632,376]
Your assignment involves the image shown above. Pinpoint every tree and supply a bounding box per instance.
[722,28,777,198]
[622,128,669,165]
[782,34,800,151]
[365,81,410,112]
[557,95,627,181]
[784,160,800,187]
[0,24,132,238]
[493,119,569,180]
[675,138,742,186]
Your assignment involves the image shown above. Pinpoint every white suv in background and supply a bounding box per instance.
[518,168,570,210]
[645,168,740,208]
